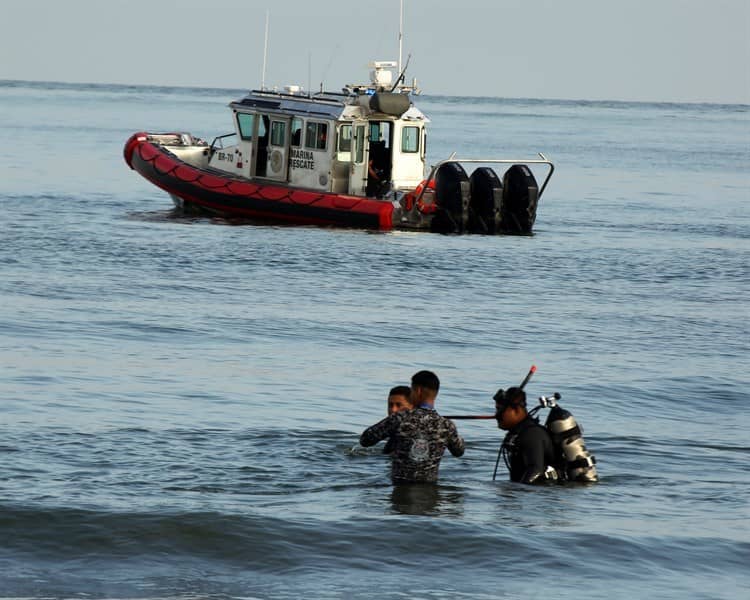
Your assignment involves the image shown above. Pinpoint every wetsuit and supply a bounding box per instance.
[360,407,465,483]
[502,416,559,484]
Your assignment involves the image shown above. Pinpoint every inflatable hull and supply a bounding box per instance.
[124,133,395,230]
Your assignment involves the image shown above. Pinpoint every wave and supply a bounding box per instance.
[2,501,747,571]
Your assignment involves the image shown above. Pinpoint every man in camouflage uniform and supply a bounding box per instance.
[360,371,465,484]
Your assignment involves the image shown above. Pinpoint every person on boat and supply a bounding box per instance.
[495,387,560,484]
[383,385,413,455]
[367,159,383,197]
[360,371,465,483]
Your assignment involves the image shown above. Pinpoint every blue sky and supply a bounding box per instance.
[1,0,748,103]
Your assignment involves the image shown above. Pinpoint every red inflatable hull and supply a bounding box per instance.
[124,133,394,230]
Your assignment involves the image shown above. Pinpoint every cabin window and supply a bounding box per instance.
[258,115,268,139]
[291,117,303,147]
[354,125,365,164]
[271,121,286,146]
[369,121,391,146]
[237,113,255,141]
[305,121,328,151]
[338,124,352,153]
[401,126,420,153]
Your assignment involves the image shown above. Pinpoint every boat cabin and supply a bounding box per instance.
[208,62,428,198]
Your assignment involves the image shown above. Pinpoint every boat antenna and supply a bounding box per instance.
[319,43,341,93]
[261,10,270,90]
[390,53,411,92]
[398,0,404,75]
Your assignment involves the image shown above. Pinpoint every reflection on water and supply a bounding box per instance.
[389,484,464,517]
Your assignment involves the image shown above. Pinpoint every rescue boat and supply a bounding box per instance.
[123,61,554,234]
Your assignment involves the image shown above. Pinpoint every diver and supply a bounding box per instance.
[494,386,561,484]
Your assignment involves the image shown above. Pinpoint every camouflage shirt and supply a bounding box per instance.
[360,407,465,483]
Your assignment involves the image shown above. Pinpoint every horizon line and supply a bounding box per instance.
[1,77,748,109]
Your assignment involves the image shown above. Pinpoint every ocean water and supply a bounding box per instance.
[0,79,748,599]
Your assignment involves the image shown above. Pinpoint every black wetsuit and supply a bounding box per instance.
[360,407,465,483]
[502,416,559,484]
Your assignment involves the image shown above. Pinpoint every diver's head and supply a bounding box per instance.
[494,386,528,430]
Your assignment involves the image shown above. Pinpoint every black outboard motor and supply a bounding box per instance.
[501,164,539,234]
[468,167,503,234]
[432,163,470,233]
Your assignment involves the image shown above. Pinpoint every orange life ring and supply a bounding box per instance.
[414,179,436,214]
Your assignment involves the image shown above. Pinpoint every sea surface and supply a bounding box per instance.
[0,79,748,599]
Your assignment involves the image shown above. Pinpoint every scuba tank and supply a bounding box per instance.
[539,394,598,482]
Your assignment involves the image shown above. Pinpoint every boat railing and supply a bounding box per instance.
[210,133,238,152]
[146,132,197,146]
[417,153,555,205]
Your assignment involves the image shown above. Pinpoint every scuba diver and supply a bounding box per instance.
[483,366,598,484]
[494,386,561,484]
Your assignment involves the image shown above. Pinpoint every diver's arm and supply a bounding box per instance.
[518,428,549,484]
[520,467,547,484]
[360,415,395,447]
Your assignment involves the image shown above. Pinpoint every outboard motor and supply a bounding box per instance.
[468,167,503,234]
[501,164,539,234]
[545,403,598,482]
[432,163,470,233]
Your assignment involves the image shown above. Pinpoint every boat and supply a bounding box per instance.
[123,61,554,234]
